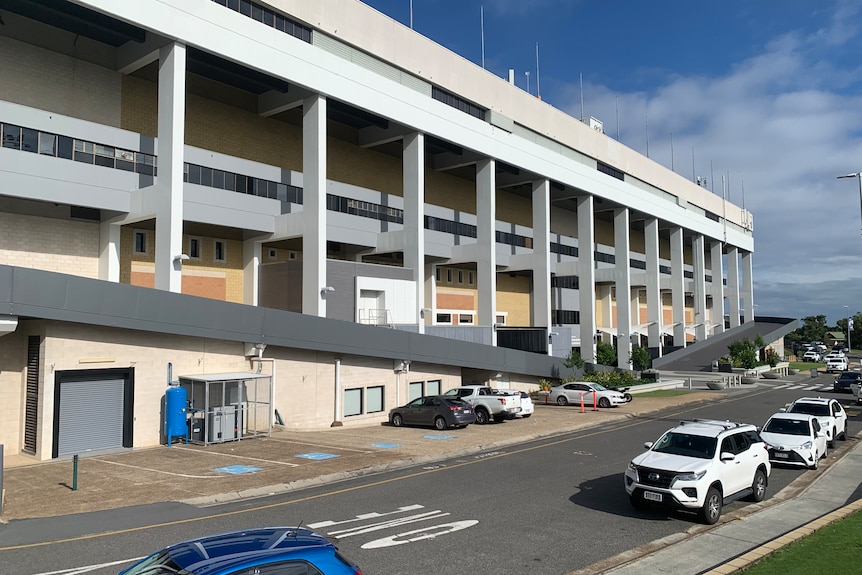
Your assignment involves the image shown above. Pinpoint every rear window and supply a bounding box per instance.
[789,402,829,416]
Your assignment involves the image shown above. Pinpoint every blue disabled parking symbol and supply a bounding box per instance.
[295,452,340,461]
[212,465,262,475]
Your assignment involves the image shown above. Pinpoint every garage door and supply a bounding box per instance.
[57,377,126,456]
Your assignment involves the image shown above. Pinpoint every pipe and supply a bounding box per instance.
[332,357,343,426]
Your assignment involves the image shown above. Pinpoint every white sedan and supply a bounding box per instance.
[549,382,628,408]
[760,412,828,469]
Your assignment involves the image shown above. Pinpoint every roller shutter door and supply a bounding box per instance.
[57,378,125,456]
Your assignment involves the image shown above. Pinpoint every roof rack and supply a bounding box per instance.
[678,418,744,430]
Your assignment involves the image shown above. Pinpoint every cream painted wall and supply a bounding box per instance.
[0,213,100,278]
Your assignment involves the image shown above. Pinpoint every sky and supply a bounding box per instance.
[359,0,862,327]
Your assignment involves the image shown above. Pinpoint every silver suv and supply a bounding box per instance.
[624,419,771,524]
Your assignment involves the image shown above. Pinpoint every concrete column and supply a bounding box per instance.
[710,240,725,334]
[532,179,551,331]
[577,195,596,363]
[99,219,121,283]
[644,218,662,357]
[154,42,186,293]
[670,227,686,347]
[476,159,497,336]
[423,262,436,333]
[242,238,262,305]
[741,250,754,323]
[302,94,327,317]
[727,246,740,328]
[614,208,632,369]
[403,133,426,332]
[693,234,707,342]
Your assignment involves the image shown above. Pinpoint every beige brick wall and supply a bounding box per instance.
[496,274,531,326]
[0,213,100,277]
[0,35,121,126]
[0,329,28,457]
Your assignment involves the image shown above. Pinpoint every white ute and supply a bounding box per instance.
[443,385,521,424]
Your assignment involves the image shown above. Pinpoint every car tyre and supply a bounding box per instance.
[839,427,847,441]
[699,486,722,525]
[391,413,403,427]
[598,397,611,408]
[556,396,569,406]
[828,428,836,449]
[493,414,506,423]
[434,416,446,431]
[475,408,490,425]
[749,469,767,502]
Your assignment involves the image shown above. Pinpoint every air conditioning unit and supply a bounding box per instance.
[588,116,604,134]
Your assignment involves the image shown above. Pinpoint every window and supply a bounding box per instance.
[268,248,277,258]
[343,388,363,417]
[366,386,384,413]
[214,240,226,262]
[468,271,474,285]
[435,267,441,282]
[189,237,201,259]
[436,313,452,324]
[408,381,424,401]
[134,230,148,254]
[446,269,452,283]
[458,314,474,325]
[289,251,297,260]
[495,315,506,325]
[38,133,56,156]
[457,270,463,284]
[426,379,442,395]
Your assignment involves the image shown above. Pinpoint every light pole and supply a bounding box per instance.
[525,71,531,95]
[844,305,851,351]
[836,172,862,235]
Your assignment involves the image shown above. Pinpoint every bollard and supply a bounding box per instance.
[0,443,4,517]
[72,454,78,491]
[579,391,585,413]
[592,389,598,411]
[688,377,692,390]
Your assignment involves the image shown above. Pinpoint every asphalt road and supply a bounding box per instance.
[6,378,859,575]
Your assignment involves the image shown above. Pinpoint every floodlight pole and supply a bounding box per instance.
[836,172,862,236]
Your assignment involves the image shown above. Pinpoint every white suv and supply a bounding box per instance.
[783,397,847,448]
[624,419,771,524]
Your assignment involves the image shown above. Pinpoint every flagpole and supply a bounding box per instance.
[480,5,485,69]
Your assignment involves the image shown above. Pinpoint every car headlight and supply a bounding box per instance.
[802,441,813,450]
[673,469,707,483]
[627,462,639,480]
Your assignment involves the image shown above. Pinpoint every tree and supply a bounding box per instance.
[631,346,651,371]
[728,338,759,369]
[596,340,617,366]
[563,350,585,370]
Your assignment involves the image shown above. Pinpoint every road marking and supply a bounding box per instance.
[362,520,479,549]
[803,385,822,391]
[30,558,142,575]
[0,390,776,552]
[92,459,229,479]
[308,504,425,529]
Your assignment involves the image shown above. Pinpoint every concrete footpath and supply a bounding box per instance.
[1,383,861,575]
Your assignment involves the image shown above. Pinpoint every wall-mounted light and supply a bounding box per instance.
[493,323,504,331]
[320,286,335,298]
[173,254,190,262]
[419,307,432,319]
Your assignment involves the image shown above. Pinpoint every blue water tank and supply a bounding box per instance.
[165,384,188,445]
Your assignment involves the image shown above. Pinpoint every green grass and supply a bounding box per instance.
[789,361,824,370]
[632,389,694,398]
[741,509,862,574]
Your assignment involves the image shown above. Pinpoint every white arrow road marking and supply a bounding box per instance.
[361,520,479,549]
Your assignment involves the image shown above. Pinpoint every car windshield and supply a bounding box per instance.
[652,432,717,459]
[588,383,607,391]
[122,552,186,575]
[763,418,809,436]
[788,403,830,416]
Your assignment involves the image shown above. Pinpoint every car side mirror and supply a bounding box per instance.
[778,408,787,413]
[644,441,654,449]
[720,452,736,462]
[815,431,825,438]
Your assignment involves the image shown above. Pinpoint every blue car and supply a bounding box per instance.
[119,527,361,575]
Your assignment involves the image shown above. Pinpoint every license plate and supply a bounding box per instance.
[643,491,663,502]
[463,409,471,414]
[774,452,789,459]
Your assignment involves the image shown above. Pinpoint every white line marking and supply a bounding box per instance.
[92,459,228,478]
[308,504,425,529]
[361,520,479,549]
[170,446,300,466]
[31,557,143,575]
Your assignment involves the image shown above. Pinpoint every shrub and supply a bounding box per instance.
[728,338,759,369]
[575,370,639,389]
[563,350,585,370]
[596,340,617,366]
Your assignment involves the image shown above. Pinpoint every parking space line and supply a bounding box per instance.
[92,459,229,478]
[261,436,373,454]
[171,446,300,467]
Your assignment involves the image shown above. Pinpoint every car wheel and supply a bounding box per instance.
[810,449,820,469]
[828,428,836,449]
[433,416,446,431]
[391,413,403,427]
[598,397,611,408]
[749,469,767,502]
[839,427,847,441]
[475,408,490,425]
[699,486,722,525]
[556,395,569,406]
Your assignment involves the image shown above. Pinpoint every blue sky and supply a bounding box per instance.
[360,0,862,327]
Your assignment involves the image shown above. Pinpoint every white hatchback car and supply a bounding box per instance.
[625,419,771,524]
[760,412,828,469]
[783,397,847,448]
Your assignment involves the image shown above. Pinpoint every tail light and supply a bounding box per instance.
[448,405,462,411]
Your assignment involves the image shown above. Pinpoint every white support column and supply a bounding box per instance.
[645,218,662,357]
[741,250,754,323]
[403,133,426,332]
[614,208,632,369]
[423,262,436,332]
[476,159,497,337]
[154,42,186,293]
[577,195,596,363]
[99,219,121,283]
[727,246,740,328]
[302,94,327,317]
[242,238,262,305]
[693,234,707,342]
[670,227,686,347]
[710,240,725,334]
[532,179,551,332]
